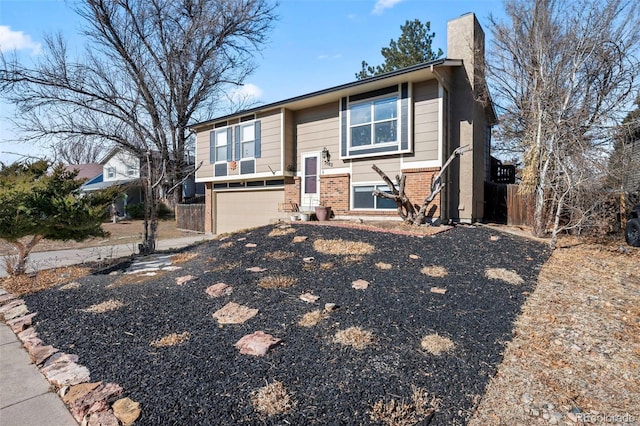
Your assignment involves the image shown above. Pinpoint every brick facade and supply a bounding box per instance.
[283,168,442,220]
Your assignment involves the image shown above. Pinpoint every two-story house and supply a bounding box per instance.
[192,13,496,234]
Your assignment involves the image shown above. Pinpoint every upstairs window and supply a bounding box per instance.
[126,164,137,176]
[240,123,255,159]
[106,167,115,179]
[214,128,229,162]
[350,96,398,148]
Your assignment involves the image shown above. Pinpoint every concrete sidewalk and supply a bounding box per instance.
[0,234,215,278]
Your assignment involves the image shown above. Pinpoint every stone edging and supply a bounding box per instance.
[0,287,140,425]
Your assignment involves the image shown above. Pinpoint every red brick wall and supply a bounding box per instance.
[320,174,349,214]
[402,167,441,218]
[284,176,300,210]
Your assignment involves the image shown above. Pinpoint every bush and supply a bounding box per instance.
[125,202,173,220]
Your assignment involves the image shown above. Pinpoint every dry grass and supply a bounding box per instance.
[150,331,190,348]
[313,239,375,256]
[209,261,241,272]
[257,275,298,289]
[251,381,295,416]
[369,385,439,426]
[375,262,393,270]
[420,265,448,278]
[298,310,327,327]
[344,255,364,263]
[470,241,640,425]
[420,333,455,355]
[334,326,375,350]
[485,267,524,285]
[170,253,198,264]
[59,281,81,291]
[263,250,295,261]
[108,271,167,288]
[1,266,93,296]
[219,241,234,249]
[268,227,296,237]
[82,299,125,313]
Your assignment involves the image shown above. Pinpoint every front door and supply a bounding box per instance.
[301,153,320,208]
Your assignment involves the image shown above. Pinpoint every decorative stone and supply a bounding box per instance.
[0,293,17,305]
[29,344,58,365]
[490,235,501,241]
[234,331,281,356]
[299,293,319,303]
[44,352,79,368]
[22,336,45,352]
[4,304,29,321]
[69,382,123,422]
[206,283,233,298]
[63,382,102,404]
[17,327,38,342]
[7,312,37,333]
[237,237,247,241]
[0,299,26,320]
[292,236,308,243]
[409,254,420,259]
[87,410,119,426]
[303,257,315,263]
[212,302,258,324]
[245,243,257,248]
[430,287,447,295]
[112,397,141,426]
[324,303,338,312]
[351,279,369,290]
[43,362,91,387]
[176,275,198,286]
[246,267,267,273]
[162,266,182,272]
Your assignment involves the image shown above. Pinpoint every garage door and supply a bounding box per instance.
[215,189,284,234]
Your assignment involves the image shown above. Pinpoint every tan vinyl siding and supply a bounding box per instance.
[350,156,401,183]
[195,124,214,180]
[256,109,282,174]
[295,102,339,153]
[413,80,440,161]
[284,109,295,172]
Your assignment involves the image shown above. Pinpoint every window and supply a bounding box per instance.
[350,96,398,148]
[240,123,255,159]
[126,164,137,176]
[106,167,115,179]
[352,184,397,210]
[214,128,228,162]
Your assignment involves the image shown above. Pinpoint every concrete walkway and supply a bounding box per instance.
[0,234,215,424]
[0,234,215,278]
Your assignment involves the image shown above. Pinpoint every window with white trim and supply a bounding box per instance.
[240,123,255,159]
[350,96,398,148]
[126,164,138,176]
[214,128,228,162]
[106,167,115,179]
[352,184,397,210]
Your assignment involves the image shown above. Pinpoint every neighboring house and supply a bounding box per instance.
[191,13,496,234]
[626,138,640,195]
[63,163,103,186]
[80,147,143,214]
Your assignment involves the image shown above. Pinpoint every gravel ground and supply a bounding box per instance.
[23,224,549,425]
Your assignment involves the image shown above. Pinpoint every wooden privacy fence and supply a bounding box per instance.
[484,182,532,226]
[175,204,205,232]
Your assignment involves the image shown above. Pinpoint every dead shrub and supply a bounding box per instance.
[150,331,190,348]
[82,299,125,313]
[251,381,295,416]
[376,262,393,270]
[420,333,455,355]
[1,265,92,296]
[171,253,198,264]
[268,228,296,237]
[263,250,295,261]
[108,271,167,288]
[258,275,298,289]
[420,265,448,277]
[313,239,375,256]
[370,385,439,426]
[334,326,374,350]
[298,310,327,327]
[344,255,364,264]
[485,268,524,285]
[209,261,241,272]
[59,282,81,291]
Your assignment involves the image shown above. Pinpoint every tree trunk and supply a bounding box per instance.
[8,235,43,276]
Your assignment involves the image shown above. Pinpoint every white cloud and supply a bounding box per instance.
[232,83,263,100]
[372,0,404,15]
[0,26,42,54]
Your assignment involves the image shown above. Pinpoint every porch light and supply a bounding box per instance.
[322,147,332,166]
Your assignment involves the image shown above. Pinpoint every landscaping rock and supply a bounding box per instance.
[176,275,198,286]
[7,312,37,333]
[3,304,29,321]
[212,302,259,324]
[246,267,267,273]
[299,293,319,303]
[292,236,308,243]
[352,279,369,290]
[409,254,420,259]
[324,303,338,312]
[43,361,91,387]
[86,410,120,426]
[29,344,58,365]
[430,287,447,295]
[234,331,281,356]
[303,257,315,263]
[0,293,17,305]
[17,326,37,342]
[69,382,123,422]
[0,299,26,320]
[245,243,257,248]
[112,397,141,425]
[44,352,79,368]
[63,382,102,404]
[206,283,233,298]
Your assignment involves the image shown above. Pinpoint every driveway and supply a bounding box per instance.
[21,224,548,425]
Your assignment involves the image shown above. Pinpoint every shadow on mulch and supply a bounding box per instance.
[23,224,549,425]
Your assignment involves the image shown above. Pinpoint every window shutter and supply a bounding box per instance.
[400,83,409,151]
[340,97,348,157]
[234,126,241,161]
[254,121,261,158]
[209,131,215,163]
[226,128,233,162]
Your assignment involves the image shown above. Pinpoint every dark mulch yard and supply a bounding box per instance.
[23,224,549,425]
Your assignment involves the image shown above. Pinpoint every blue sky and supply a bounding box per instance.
[0,0,505,164]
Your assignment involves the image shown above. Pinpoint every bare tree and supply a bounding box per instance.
[1,0,276,253]
[52,138,108,164]
[488,0,640,249]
